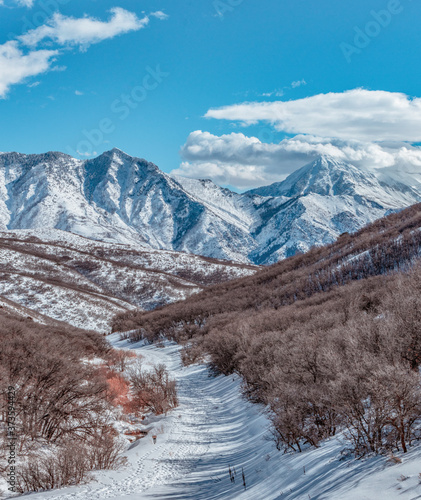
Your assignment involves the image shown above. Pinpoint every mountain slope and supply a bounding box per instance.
[114,201,421,336]
[1,151,420,264]
[0,229,256,332]
[247,156,417,204]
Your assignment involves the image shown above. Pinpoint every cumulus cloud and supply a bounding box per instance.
[205,89,421,142]
[19,8,149,49]
[174,130,421,190]
[0,41,57,98]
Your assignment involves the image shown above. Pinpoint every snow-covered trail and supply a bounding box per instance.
[25,336,421,500]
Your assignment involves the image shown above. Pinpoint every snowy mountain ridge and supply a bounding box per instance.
[1,149,420,264]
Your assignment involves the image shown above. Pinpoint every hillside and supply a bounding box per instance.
[113,201,421,335]
[0,229,256,332]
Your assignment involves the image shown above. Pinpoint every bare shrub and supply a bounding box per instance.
[339,364,421,456]
[180,342,204,366]
[0,311,128,493]
[16,431,127,494]
[86,425,127,470]
[129,361,178,415]
[16,443,91,493]
[105,349,136,372]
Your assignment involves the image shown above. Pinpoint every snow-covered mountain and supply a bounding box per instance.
[0,149,256,262]
[1,150,420,265]
[246,156,421,263]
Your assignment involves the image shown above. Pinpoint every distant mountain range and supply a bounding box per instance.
[1,149,420,265]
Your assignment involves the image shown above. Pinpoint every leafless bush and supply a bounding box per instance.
[105,349,136,372]
[86,425,128,470]
[16,443,91,493]
[339,364,421,456]
[180,342,204,366]
[129,361,178,415]
[0,312,127,492]
[15,431,127,494]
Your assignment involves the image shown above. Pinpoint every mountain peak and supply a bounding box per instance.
[247,156,379,198]
[109,147,132,158]
[93,148,161,174]
[95,147,131,161]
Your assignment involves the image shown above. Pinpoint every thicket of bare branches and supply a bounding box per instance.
[16,431,127,494]
[204,270,421,456]
[0,314,126,493]
[16,443,90,493]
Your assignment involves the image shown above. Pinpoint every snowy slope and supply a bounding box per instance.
[20,337,421,500]
[0,229,256,331]
[1,151,421,264]
[171,175,258,231]
[248,156,420,207]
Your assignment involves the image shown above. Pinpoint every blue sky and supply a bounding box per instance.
[0,0,420,189]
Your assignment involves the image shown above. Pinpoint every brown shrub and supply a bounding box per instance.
[129,361,178,415]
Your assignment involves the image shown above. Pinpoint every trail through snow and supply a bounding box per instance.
[24,336,421,500]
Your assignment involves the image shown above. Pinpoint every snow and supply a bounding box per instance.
[20,335,421,500]
[171,175,257,231]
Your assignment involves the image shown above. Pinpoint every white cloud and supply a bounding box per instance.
[150,11,169,20]
[174,130,421,190]
[291,79,306,88]
[205,89,421,142]
[78,150,97,157]
[0,0,35,6]
[20,8,150,49]
[0,41,57,98]
[75,90,83,95]
[260,89,284,98]
[1,7,164,96]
